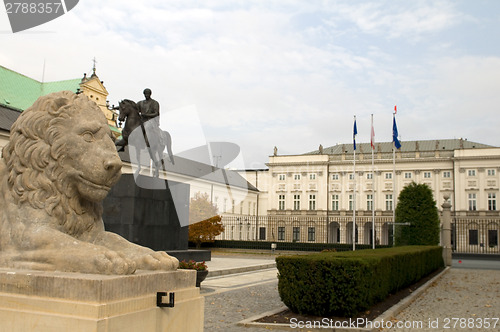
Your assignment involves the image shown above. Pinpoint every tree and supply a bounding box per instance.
[395,182,440,246]
[188,192,224,248]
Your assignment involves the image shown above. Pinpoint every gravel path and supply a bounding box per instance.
[204,281,283,332]
[384,269,500,332]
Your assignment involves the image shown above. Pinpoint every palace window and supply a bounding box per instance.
[487,169,496,176]
[349,194,354,211]
[308,227,315,242]
[443,171,451,178]
[468,193,477,211]
[278,174,286,181]
[293,194,301,210]
[332,174,339,180]
[309,194,316,210]
[294,174,301,180]
[385,173,392,179]
[278,195,285,210]
[259,227,266,240]
[366,173,373,179]
[292,227,300,242]
[488,193,497,211]
[331,194,339,211]
[424,172,432,178]
[309,173,316,180]
[385,194,393,211]
[404,172,412,179]
[367,194,373,211]
[469,229,478,245]
[468,169,476,177]
[488,229,498,247]
[278,227,285,241]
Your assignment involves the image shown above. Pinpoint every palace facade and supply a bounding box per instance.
[221,139,500,254]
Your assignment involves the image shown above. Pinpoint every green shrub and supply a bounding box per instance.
[395,182,440,245]
[276,246,443,317]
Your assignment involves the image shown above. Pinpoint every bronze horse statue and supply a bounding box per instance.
[115,99,174,177]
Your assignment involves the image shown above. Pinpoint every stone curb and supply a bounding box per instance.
[238,306,295,331]
[207,262,277,277]
[237,267,451,332]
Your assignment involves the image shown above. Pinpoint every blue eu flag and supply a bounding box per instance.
[393,116,401,149]
[353,119,358,150]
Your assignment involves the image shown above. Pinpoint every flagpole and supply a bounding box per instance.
[392,112,396,246]
[353,115,357,251]
[391,107,402,246]
[371,114,375,249]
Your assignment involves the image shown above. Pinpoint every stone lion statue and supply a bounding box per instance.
[0,91,178,274]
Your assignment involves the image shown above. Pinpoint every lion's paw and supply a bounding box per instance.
[137,251,179,271]
[95,250,137,275]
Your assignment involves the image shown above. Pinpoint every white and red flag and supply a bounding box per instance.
[370,115,375,149]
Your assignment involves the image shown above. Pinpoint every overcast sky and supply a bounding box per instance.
[1,0,499,169]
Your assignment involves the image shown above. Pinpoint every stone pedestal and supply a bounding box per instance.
[0,268,204,332]
[103,174,211,263]
[103,174,190,252]
[441,194,452,266]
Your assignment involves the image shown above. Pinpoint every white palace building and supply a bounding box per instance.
[219,139,500,254]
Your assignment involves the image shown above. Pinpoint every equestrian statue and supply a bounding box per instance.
[115,88,175,177]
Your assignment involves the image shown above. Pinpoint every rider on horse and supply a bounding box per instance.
[115,88,167,152]
[137,88,168,148]
[114,89,175,176]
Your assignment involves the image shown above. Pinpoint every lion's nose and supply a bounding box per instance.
[104,158,122,174]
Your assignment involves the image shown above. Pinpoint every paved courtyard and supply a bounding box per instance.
[201,253,500,332]
[202,270,281,331]
[385,268,500,332]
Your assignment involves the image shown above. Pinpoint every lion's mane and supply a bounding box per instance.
[2,91,103,235]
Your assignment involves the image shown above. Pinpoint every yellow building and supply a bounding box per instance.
[78,68,118,129]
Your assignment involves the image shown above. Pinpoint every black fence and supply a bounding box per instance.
[208,214,500,254]
[452,217,499,254]
[217,215,396,247]
[203,240,390,252]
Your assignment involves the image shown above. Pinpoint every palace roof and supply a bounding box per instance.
[0,65,80,111]
[306,139,493,158]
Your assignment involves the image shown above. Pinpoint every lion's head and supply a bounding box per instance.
[2,91,122,235]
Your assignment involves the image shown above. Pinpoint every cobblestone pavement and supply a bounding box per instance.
[203,279,283,331]
[384,269,500,332]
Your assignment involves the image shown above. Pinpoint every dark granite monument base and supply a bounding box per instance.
[103,174,210,262]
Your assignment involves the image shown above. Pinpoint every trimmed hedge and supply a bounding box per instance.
[276,246,443,317]
[191,240,391,252]
[395,182,440,245]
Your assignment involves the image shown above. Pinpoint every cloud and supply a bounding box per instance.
[2,0,499,169]
[329,1,462,40]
